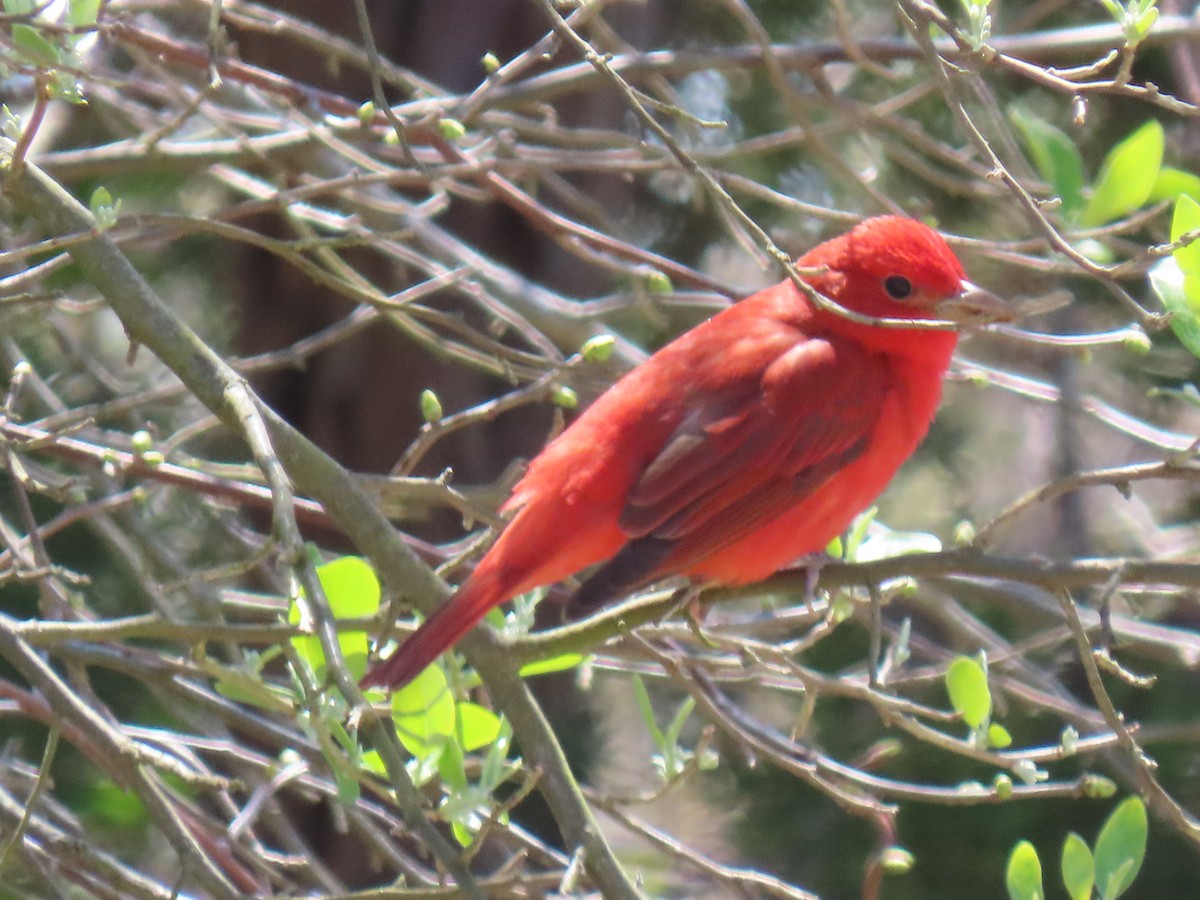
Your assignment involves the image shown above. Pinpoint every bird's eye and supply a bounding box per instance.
[884,275,913,300]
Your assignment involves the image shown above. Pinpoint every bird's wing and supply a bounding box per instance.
[622,334,887,541]
[568,333,888,614]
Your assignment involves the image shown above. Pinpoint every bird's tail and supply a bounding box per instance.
[359,569,504,692]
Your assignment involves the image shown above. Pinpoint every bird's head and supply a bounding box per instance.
[800,216,1011,358]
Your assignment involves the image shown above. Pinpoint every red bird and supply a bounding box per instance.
[363,216,1010,691]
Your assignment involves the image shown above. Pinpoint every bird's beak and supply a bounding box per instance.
[935,280,1015,327]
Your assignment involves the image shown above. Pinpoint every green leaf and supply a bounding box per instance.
[391,664,455,758]
[288,558,379,681]
[632,674,666,748]
[1006,840,1045,900]
[317,556,381,617]
[479,717,514,789]
[1081,120,1164,227]
[360,749,387,776]
[451,820,474,848]
[518,652,585,678]
[945,656,992,729]
[1171,194,1200,274]
[12,23,60,65]
[80,780,149,830]
[987,723,1013,749]
[1149,256,1200,359]
[1149,166,1200,205]
[288,628,329,681]
[456,702,502,751]
[1128,5,1158,44]
[334,766,360,805]
[842,506,878,561]
[663,696,696,747]
[1061,832,1095,900]
[1101,861,1136,900]
[437,729,468,792]
[67,0,101,28]
[1009,106,1085,218]
[1094,797,1147,900]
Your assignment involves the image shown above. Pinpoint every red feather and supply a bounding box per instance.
[362,216,1008,691]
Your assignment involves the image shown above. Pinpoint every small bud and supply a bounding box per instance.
[382,129,401,146]
[131,430,154,454]
[89,185,121,230]
[1124,328,1152,355]
[11,361,31,379]
[966,370,989,388]
[1012,759,1047,785]
[437,117,466,141]
[992,773,1013,800]
[879,847,914,875]
[90,186,113,215]
[1060,725,1079,755]
[141,450,165,468]
[988,723,1013,749]
[855,738,902,770]
[357,100,376,126]
[953,520,976,545]
[419,388,443,423]
[644,270,673,295]
[551,385,578,409]
[581,334,616,363]
[1,104,21,140]
[482,52,501,74]
[1082,774,1117,798]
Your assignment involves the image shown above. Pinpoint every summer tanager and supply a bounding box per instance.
[362,216,1010,691]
